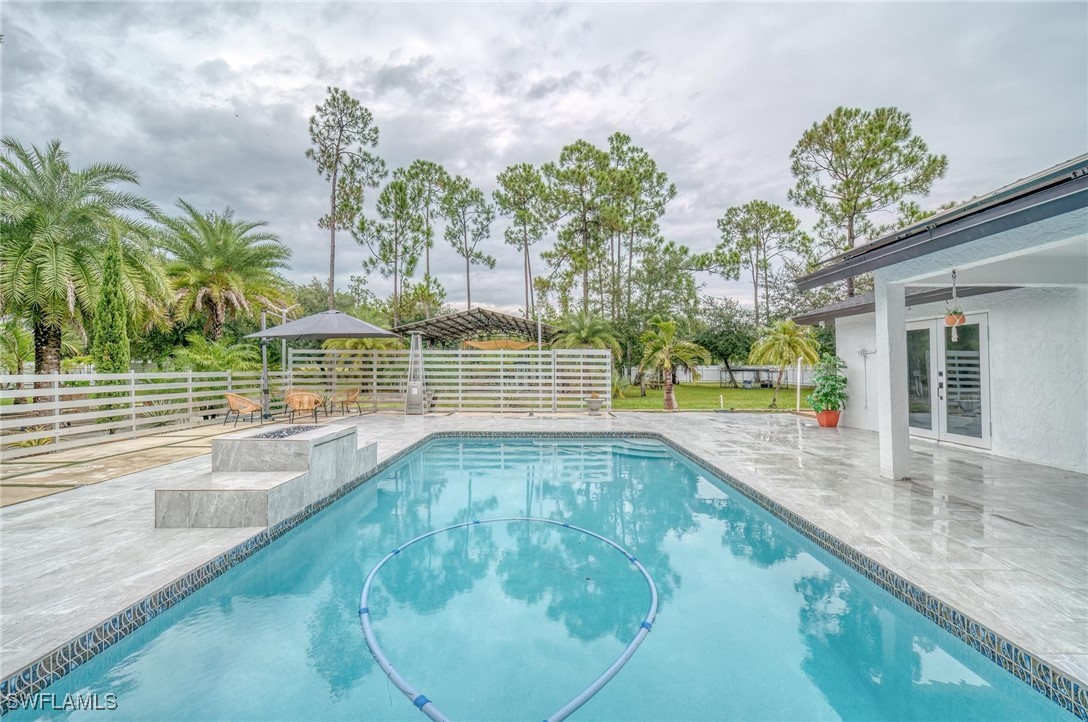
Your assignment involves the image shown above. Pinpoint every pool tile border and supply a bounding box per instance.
[1,430,1084,719]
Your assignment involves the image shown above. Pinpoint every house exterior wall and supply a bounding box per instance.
[834,286,1088,473]
[836,314,880,432]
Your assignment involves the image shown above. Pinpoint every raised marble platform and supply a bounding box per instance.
[155,424,377,528]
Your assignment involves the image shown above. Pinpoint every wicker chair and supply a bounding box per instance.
[329,388,362,415]
[223,393,263,427]
[285,391,324,423]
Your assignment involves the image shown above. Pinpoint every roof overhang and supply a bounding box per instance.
[793,286,1020,326]
[391,307,559,345]
[795,154,1088,291]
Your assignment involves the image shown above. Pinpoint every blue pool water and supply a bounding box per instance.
[11,438,1070,721]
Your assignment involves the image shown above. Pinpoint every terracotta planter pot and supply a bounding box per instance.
[945,313,966,327]
[816,410,841,428]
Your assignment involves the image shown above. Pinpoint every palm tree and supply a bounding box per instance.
[158,200,291,341]
[171,333,261,372]
[0,138,167,382]
[639,316,711,411]
[747,319,820,408]
[552,311,622,358]
[322,310,404,355]
[0,319,32,374]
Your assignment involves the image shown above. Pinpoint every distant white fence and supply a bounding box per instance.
[287,348,612,414]
[0,371,286,461]
[678,364,815,387]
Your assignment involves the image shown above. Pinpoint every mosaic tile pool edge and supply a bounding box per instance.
[2,430,1084,720]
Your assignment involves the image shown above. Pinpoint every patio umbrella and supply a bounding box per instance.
[245,311,400,417]
[246,310,400,342]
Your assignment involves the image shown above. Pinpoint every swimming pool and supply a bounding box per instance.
[7,437,1071,720]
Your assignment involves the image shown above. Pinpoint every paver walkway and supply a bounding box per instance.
[1,425,269,506]
[2,412,1085,695]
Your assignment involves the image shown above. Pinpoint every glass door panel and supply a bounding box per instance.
[905,315,989,448]
[941,321,988,445]
[906,328,935,434]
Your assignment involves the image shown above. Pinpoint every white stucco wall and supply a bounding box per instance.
[835,314,880,432]
[834,287,1088,473]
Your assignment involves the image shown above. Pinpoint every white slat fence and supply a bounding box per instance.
[287,348,611,413]
[1,349,611,460]
[0,371,286,461]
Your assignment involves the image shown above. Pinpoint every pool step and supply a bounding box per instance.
[155,424,377,529]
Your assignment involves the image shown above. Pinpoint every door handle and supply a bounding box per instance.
[937,381,944,401]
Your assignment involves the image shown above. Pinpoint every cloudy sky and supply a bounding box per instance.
[2,1,1085,314]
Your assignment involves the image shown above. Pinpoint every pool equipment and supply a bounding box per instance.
[358,517,659,722]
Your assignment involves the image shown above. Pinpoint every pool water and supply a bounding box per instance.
[12,438,1070,721]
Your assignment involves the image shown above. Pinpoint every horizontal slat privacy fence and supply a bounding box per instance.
[0,371,286,461]
[287,348,612,414]
[0,349,611,460]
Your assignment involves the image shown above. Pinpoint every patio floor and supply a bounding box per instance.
[1,412,1085,695]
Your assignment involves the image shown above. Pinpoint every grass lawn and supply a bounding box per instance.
[611,382,811,411]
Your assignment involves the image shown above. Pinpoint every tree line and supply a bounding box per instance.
[2,84,951,401]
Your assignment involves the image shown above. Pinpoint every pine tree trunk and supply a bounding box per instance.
[393,254,400,327]
[763,248,772,323]
[753,274,760,328]
[328,167,338,311]
[465,246,472,309]
[523,235,531,318]
[846,216,856,298]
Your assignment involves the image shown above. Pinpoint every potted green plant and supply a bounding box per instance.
[945,303,966,327]
[807,353,848,428]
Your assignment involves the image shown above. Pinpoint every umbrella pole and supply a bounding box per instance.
[260,310,272,419]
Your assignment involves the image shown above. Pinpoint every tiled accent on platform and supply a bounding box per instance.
[2,430,1085,719]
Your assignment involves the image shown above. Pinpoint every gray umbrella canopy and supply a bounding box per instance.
[246,311,400,341]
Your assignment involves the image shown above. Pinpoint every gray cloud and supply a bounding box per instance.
[2,1,1085,312]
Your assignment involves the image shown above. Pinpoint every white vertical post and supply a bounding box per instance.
[281,309,288,374]
[875,278,910,479]
[129,371,137,435]
[796,357,802,411]
[551,350,558,412]
[186,371,194,423]
[606,351,613,411]
[372,350,378,411]
[52,377,60,444]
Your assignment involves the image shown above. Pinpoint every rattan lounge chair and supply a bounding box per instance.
[223,393,263,427]
[285,391,324,423]
[330,388,362,415]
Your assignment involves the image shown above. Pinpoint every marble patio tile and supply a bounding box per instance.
[1047,654,1088,685]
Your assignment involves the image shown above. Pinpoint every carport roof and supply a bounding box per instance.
[391,307,560,345]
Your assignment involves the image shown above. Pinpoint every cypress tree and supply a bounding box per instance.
[92,233,131,373]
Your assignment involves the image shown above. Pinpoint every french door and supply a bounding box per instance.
[905,314,990,448]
